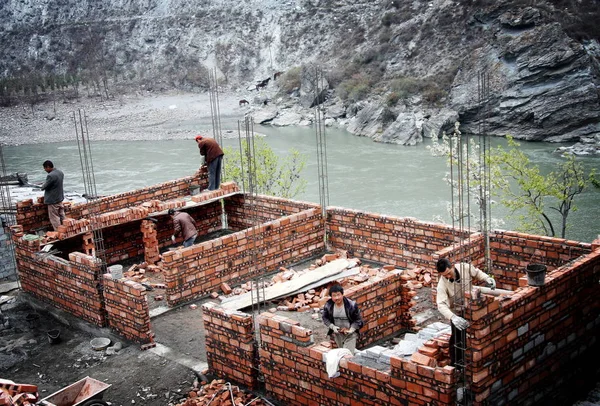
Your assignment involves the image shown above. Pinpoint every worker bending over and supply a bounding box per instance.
[169,209,198,248]
[195,135,224,191]
[436,258,495,366]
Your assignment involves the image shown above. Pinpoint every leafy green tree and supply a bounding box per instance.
[490,136,598,238]
[223,137,307,198]
[429,125,598,239]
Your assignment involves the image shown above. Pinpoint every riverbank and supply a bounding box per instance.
[0,90,251,146]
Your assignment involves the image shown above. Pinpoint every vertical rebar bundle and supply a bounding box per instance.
[73,109,107,274]
[238,116,265,348]
[209,68,225,180]
[0,143,19,284]
[449,70,495,405]
[314,67,330,248]
[478,71,493,273]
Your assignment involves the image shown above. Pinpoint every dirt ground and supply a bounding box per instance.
[0,292,197,406]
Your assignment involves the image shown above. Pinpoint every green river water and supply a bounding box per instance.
[3,126,599,242]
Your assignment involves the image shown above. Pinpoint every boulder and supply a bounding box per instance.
[253,108,278,124]
[346,103,384,138]
[326,103,346,119]
[272,111,311,126]
[374,112,423,145]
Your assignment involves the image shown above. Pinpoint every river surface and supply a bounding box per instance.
[3,126,599,242]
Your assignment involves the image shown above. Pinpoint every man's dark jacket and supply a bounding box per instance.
[321,296,364,336]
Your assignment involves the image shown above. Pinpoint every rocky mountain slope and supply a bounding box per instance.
[1,0,599,151]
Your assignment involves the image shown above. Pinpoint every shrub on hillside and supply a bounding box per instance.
[279,67,301,93]
[337,73,371,102]
[386,91,400,106]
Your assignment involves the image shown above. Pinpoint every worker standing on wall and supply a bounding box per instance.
[195,135,224,191]
[321,284,364,354]
[436,258,496,367]
[40,160,65,231]
[169,209,198,248]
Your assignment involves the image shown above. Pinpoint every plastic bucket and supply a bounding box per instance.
[526,264,546,286]
[47,329,61,344]
[108,264,123,279]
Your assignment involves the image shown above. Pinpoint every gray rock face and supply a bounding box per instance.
[499,7,541,28]
[453,21,600,143]
[346,103,384,138]
[0,1,599,148]
[422,109,459,138]
[374,112,422,146]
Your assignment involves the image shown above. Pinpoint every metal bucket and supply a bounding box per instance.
[526,264,546,286]
[107,265,123,280]
[47,329,61,344]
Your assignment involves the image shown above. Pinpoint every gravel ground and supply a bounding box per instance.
[0,89,258,146]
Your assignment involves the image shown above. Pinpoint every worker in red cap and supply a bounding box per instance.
[195,135,224,191]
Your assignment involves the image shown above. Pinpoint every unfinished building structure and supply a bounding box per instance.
[10,169,600,405]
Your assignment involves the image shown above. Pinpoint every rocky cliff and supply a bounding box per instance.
[1,0,599,150]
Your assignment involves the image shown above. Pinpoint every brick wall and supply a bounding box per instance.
[15,173,206,233]
[464,247,599,405]
[225,194,319,231]
[202,303,257,388]
[327,208,470,269]
[103,274,153,344]
[162,208,325,306]
[487,230,591,290]
[12,227,105,326]
[202,272,436,404]
[351,270,415,347]
[258,312,456,406]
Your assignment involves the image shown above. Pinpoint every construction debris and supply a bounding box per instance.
[175,379,269,406]
[215,251,428,313]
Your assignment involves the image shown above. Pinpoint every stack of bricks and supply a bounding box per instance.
[15,199,52,233]
[255,312,457,406]
[102,274,154,344]
[82,232,95,256]
[14,239,105,326]
[190,181,240,203]
[142,219,160,264]
[67,174,206,218]
[9,225,24,238]
[225,194,319,231]
[326,207,471,270]
[0,379,39,406]
[411,334,451,368]
[162,208,325,306]
[462,246,599,405]
[202,302,257,389]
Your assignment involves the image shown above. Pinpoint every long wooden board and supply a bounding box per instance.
[221,258,351,310]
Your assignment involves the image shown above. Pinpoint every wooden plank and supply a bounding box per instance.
[281,267,361,299]
[221,258,351,310]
